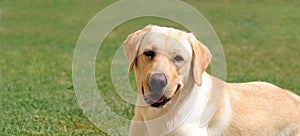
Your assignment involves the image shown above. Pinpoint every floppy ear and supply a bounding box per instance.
[188,34,212,86]
[123,25,152,72]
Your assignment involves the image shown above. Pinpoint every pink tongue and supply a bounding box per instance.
[149,96,164,103]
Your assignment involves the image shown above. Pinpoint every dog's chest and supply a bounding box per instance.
[166,124,208,136]
[139,90,210,135]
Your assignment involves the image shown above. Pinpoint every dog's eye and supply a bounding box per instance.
[174,55,184,62]
[143,50,155,58]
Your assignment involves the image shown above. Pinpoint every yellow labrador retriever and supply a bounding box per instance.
[123,25,300,136]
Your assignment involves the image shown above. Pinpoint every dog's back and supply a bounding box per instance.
[213,82,300,136]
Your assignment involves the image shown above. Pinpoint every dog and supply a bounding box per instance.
[123,25,300,136]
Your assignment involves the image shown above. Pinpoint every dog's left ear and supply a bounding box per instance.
[123,25,152,72]
[188,34,212,86]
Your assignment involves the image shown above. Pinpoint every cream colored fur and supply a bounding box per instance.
[123,25,300,136]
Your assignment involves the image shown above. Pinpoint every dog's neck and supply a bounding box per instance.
[134,72,216,135]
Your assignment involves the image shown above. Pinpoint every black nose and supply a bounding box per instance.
[149,73,167,92]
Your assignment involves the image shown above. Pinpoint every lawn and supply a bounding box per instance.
[0,0,299,135]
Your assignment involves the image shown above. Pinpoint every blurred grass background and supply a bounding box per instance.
[0,0,299,135]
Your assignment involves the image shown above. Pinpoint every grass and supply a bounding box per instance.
[0,0,299,135]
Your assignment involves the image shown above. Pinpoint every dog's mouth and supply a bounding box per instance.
[142,84,181,108]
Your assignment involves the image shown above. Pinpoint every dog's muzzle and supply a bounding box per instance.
[143,95,171,108]
[149,73,167,93]
[142,73,181,108]
[141,73,168,107]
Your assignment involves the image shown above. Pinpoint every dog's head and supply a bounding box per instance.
[124,25,211,108]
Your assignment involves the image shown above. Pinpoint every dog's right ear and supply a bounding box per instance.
[123,25,152,72]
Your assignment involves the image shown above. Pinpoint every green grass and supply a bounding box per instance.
[0,0,299,135]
